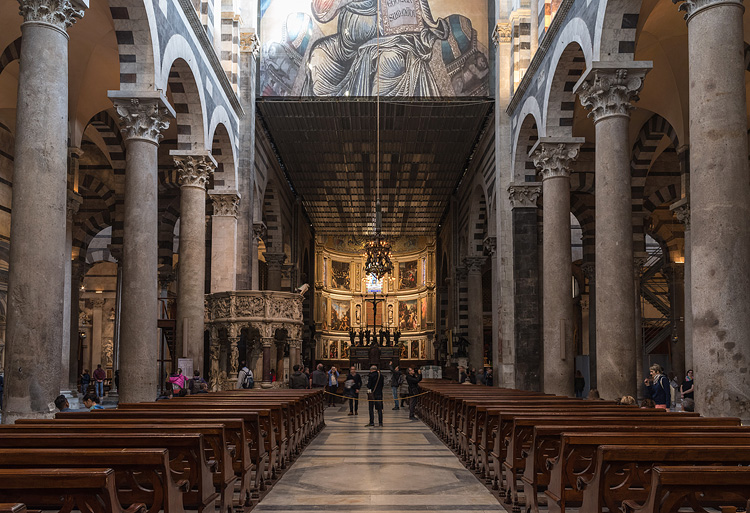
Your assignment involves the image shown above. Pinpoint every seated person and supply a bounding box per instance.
[54,394,72,412]
[82,392,104,411]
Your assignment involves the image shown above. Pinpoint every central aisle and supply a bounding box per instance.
[254,402,502,513]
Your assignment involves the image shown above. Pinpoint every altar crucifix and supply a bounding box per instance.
[364,292,385,347]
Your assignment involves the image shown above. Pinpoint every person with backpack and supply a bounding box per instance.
[388,361,403,410]
[644,363,671,409]
[188,370,207,394]
[237,361,254,389]
[168,368,187,394]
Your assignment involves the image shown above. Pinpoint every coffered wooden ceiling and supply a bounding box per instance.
[257,99,493,237]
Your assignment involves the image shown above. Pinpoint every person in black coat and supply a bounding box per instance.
[405,367,422,419]
[344,366,362,415]
[365,365,384,427]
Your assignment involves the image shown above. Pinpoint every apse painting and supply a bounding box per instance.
[331,260,350,290]
[260,0,490,97]
[411,340,420,359]
[399,260,418,290]
[331,299,351,331]
[399,299,418,331]
[420,297,427,330]
[321,299,328,330]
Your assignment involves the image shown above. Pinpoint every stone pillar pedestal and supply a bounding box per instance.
[173,152,215,376]
[674,0,750,419]
[210,192,240,293]
[531,138,583,396]
[261,337,273,387]
[464,257,486,370]
[575,61,651,400]
[3,0,85,423]
[110,91,174,404]
[62,189,82,392]
[264,253,286,291]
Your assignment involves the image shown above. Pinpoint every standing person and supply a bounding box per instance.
[365,365,384,427]
[477,367,486,385]
[311,363,326,389]
[80,369,91,395]
[326,365,340,406]
[187,370,207,394]
[289,365,308,389]
[458,366,467,384]
[389,361,403,410]
[236,361,254,389]
[574,370,586,398]
[93,364,107,398]
[680,369,694,400]
[644,364,671,409]
[405,367,422,419]
[485,367,493,387]
[344,366,362,415]
[468,368,477,384]
[303,366,311,388]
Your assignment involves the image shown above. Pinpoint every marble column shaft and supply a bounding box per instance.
[210,193,240,293]
[68,261,84,387]
[110,92,173,404]
[464,257,485,370]
[581,262,597,389]
[264,252,286,291]
[576,62,651,400]
[173,152,215,376]
[3,0,84,423]
[672,199,691,372]
[62,190,82,391]
[676,0,750,419]
[262,337,273,385]
[531,138,583,396]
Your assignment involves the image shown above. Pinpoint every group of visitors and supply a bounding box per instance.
[584,365,694,411]
[457,365,493,386]
[157,369,209,400]
[53,392,105,412]
[79,364,108,396]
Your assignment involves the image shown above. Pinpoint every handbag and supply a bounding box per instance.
[367,373,382,401]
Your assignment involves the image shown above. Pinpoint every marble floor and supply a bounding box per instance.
[254,402,503,513]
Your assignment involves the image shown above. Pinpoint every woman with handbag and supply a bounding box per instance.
[365,365,384,427]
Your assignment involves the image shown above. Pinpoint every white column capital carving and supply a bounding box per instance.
[508,182,542,209]
[529,137,585,180]
[673,0,744,22]
[670,198,690,228]
[18,0,85,31]
[108,91,175,144]
[210,192,241,217]
[492,21,511,46]
[575,62,652,122]
[172,152,216,190]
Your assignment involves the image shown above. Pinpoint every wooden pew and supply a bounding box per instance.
[0,468,146,513]
[0,505,27,513]
[621,466,750,513]
[0,448,185,513]
[0,423,235,513]
[0,433,217,513]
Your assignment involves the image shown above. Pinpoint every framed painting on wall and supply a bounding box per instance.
[420,297,427,330]
[330,299,351,331]
[399,300,419,331]
[399,261,418,290]
[331,261,350,290]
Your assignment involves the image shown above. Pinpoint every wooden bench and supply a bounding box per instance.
[621,466,750,513]
[0,468,146,513]
[0,505,27,513]
[0,448,185,513]
[0,433,217,513]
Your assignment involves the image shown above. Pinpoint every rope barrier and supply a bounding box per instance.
[322,390,430,402]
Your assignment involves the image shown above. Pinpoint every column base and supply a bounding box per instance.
[102,390,119,406]
[2,410,55,425]
[261,381,273,389]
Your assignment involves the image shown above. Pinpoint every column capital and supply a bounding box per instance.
[455,265,468,280]
[673,0,744,22]
[492,21,511,46]
[634,255,649,277]
[172,151,216,190]
[108,91,175,144]
[262,337,274,348]
[240,31,260,55]
[529,137,585,180]
[66,189,82,220]
[463,257,486,274]
[581,262,595,281]
[483,236,497,256]
[580,296,590,310]
[210,191,241,217]
[574,62,652,122]
[253,222,267,242]
[18,0,86,32]
[670,197,690,228]
[92,297,105,308]
[508,182,541,209]
[263,252,287,271]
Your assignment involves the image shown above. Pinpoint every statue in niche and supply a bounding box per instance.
[355,304,361,325]
[388,304,394,325]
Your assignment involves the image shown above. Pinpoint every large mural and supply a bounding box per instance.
[260,0,490,97]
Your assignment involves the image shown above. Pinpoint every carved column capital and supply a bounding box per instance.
[575,62,652,122]
[673,0,744,22]
[66,189,82,220]
[529,137,585,180]
[262,337,274,348]
[492,21,511,46]
[581,262,595,282]
[253,222,267,242]
[172,152,216,190]
[670,198,690,229]
[463,257,486,274]
[634,256,649,277]
[210,192,241,217]
[455,266,468,281]
[508,182,541,209]
[92,297,105,309]
[240,31,260,55]
[483,236,497,256]
[263,252,287,271]
[109,92,174,144]
[18,0,85,31]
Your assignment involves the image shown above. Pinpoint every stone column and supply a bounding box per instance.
[673,0,750,419]
[575,61,651,400]
[68,261,85,388]
[581,262,597,389]
[264,253,286,291]
[251,223,265,290]
[109,92,174,404]
[531,138,583,396]
[290,339,302,370]
[173,152,215,376]
[464,257,486,370]
[669,263,686,379]
[633,257,646,396]
[671,198,691,372]
[484,236,499,382]
[508,183,542,391]
[90,298,105,373]
[210,192,241,293]
[62,190,82,392]
[3,0,85,422]
[261,337,273,387]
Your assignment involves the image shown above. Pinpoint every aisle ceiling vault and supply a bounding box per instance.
[257,99,493,237]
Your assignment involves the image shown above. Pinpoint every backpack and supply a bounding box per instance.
[241,369,255,389]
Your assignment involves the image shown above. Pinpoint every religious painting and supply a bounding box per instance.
[330,299,351,331]
[422,258,427,285]
[329,340,339,359]
[399,261,418,290]
[399,342,408,359]
[259,0,490,97]
[420,297,428,330]
[399,300,418,331]
[342,341,350,359]
[322,340,329,359]
[411,340,420,359]
[420,340,427,360]
[321,298,328,330]
[331,260,350,290]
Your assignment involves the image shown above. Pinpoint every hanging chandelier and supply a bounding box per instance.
[363,4,393,281]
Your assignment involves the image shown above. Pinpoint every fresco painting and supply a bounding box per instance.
[260,0,490,97]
